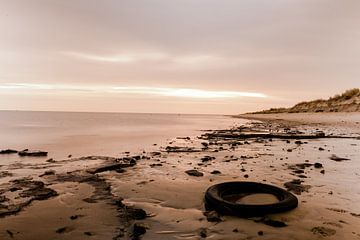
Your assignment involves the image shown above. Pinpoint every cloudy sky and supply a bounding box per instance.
[0,0,359,114]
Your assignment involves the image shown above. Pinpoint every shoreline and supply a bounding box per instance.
[1,113,360,239]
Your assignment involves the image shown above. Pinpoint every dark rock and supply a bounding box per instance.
[329,154,350,162]
[46,158,55,163]
[39,170,55,177]
[132,223,147,239]
[210,170,221,175]
[87,162,135,174]
[185,169,204,177]
[0,171,13,178]
[314,163,323,168]
[199,228,207,238]
[284,180,311,195]
[6,230,13,238]
[56,227,69,234]
[320,170,325,174]
[318,147,325,151]
[165,146,200,153]
[294,141,302,145]
[201,156,215,162]
[0,149,18,154]
[127,208,147,220]
[261,217,288,227]
[204,211,221,222]
[258,231,264,236]
[18,150,48,157]
[84,232,93,236]
[149,163,163,167]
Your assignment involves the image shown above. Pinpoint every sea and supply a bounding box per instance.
[0,111,247,159]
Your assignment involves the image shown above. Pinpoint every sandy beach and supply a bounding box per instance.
[1,112,360,240]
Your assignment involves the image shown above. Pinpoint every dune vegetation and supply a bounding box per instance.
[253,88,360,113]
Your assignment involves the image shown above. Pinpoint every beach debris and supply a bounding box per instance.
[0,179,58,218]
[284,179,311,195]
[329,154,350,162]
[199,228,207,238]
[149,163,162,167]
[255,217,288,228]
[165,146,200,153]
[127,208,147,220]
[39,170,56,177]
[185,169,204,177]
[18,150,48,157]
[87,159,137,174]
[201,156,215,162]
[311,226,336,237]
[0,171,13,178]
[0,149,18,154]
[56,226,74,234]
[204,210,222,222]
[132,223,148,239]
[314,162,323,168]
[6,230,14,238]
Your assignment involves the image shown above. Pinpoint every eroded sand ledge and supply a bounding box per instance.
[1,113,360,239]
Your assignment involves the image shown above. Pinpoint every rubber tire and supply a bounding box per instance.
[205,181,298,217]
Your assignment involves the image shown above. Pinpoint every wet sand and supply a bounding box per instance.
[1,113,360,239]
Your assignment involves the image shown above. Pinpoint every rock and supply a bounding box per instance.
[199,228,207,238]
[201,142,209,147]
[0,171,13,178]
[185,169,204,177]
[0,149,18,154]
[320,170,325,174]
[294,141,302,145]
[149,163,162,167]
[87,162,136,174]
[18,150,48,157]
[127,208,147,220]
[201,156,215,162]
[132,223,147,239]
[284,180,311,195]
[311,226,336,237]
[39,170,55,177]
[258,231,264,236]
[261,217,288,227]
[329,154,350,162]
[210,170,221,175]
[318,147,325,151]
[204,211,221,222]
[314,163,323,168]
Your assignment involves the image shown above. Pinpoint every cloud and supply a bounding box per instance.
[0,83,266,99]
[62,51,224,66]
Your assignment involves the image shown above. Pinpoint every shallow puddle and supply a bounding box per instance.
[224,193,279,205]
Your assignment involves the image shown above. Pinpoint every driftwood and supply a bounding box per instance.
[201,132,356,140]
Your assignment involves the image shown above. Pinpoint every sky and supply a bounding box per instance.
[0,0,359,114]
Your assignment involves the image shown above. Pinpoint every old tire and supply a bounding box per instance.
[205,181,298,217]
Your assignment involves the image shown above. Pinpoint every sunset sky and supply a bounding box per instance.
[1,0,359,114]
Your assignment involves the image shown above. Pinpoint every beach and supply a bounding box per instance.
[1,111,360,239]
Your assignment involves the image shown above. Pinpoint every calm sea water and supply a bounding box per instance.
[0,111,247,159]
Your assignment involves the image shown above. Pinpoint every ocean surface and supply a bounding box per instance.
[0,111,247,159]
